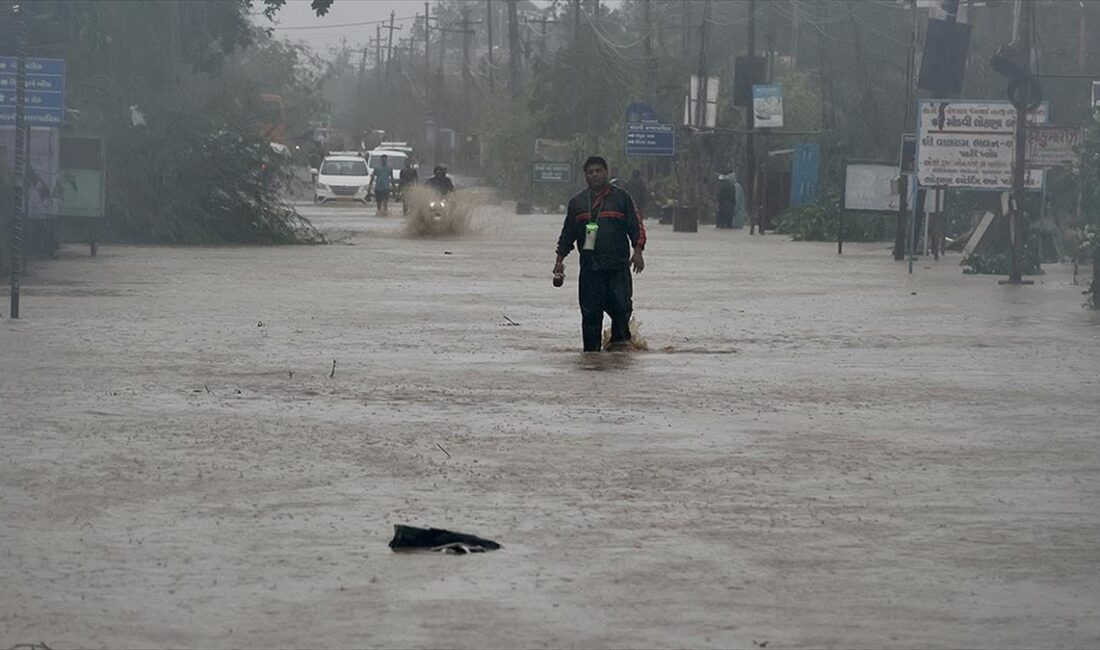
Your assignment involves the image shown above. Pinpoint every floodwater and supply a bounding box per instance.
[1,198,1098,648]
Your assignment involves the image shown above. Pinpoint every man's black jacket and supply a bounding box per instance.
[556,184,646,272]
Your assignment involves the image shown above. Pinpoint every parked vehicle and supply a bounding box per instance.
[313,153,370,204]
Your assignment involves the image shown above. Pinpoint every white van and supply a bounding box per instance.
[314,154,371,204]
[365,149,408,175]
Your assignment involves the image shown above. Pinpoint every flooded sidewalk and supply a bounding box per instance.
[1,202,1098,648]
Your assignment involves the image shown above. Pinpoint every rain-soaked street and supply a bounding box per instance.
[2,198,1098,648]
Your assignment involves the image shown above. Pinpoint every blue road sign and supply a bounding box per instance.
[0,57,65,126]
[625,101,675,157]
[790,143,820,207]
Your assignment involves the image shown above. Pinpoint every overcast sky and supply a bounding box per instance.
[254,1,428,53]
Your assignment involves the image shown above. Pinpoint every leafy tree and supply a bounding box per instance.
[1,0,329,245]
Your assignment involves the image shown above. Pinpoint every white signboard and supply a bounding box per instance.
[1026,125,1082,169]
[752,84,784,129]
[916,99,1046,191]
[844,163,902,212]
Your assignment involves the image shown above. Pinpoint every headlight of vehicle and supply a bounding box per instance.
[316,182,329,191]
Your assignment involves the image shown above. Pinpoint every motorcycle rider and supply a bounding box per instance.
[423,164,455,196]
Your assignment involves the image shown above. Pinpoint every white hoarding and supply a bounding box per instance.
[916,100,1047,191]
[844,163,902,212]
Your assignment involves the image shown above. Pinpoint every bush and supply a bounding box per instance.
[104,105,321,245]
[775,202,891,242]
[961,236,1044,276]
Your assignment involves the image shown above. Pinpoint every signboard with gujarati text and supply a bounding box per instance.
[916,99,1046,191]
[532,161,572,184]
[1025,125,1082,169]
[625,101,675,157]
[0,57,65,126]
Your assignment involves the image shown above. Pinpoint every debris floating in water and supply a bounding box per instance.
[388,524,501,554]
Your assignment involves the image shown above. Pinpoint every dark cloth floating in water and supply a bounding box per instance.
[388,524,502,554]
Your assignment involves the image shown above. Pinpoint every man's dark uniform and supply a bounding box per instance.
[556,184,647,351]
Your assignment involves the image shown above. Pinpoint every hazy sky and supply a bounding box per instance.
[255,0,618,54]
[255,1,429,53]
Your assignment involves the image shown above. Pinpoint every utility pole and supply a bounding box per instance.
[385,11,401,87]
[894,0,918,260]
[1007,0,1032,284]
[681,0,691,61]
[525,16,560,64]
[816,0,835,131]
[508,0,521,98]
[644,0,655,98]
[573,0,581,45]
[374,27,383,90]
[694,0,711,130]
[424,2,431,84]
[487,0,496,91]
[457,9,478,114]
[791,0,800,68]
[357,47,367,101]
[1079,1,1088,71]
[746,0,758,235]
[9,3,27,319]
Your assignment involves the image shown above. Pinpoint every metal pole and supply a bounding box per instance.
[909,186,919,274]
[895,0,918,260]
[9,4,28,319]
[1008,0,1031,284]
[746,0,757,234]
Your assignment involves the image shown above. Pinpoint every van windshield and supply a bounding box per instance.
[320,160,369,176]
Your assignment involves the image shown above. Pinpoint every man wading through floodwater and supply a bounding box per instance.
[553,156,646,352]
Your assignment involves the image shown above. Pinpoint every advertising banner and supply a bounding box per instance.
[752,84,783,129]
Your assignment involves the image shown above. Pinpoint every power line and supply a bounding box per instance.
[271,15,417,31]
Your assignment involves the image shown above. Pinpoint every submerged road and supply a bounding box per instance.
[2,199,1098,648]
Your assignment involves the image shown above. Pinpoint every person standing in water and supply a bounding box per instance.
[553,156,646,352]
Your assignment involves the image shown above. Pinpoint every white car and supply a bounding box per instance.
[314,154,371,204]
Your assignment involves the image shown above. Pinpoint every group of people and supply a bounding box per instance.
[367,155,454,216]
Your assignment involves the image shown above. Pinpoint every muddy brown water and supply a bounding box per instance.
[1,201,1098,648]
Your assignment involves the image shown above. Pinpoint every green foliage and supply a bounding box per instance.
[478,93,541,195]
[1074,111,1100,308]
[16,1,324,245]
[107,109,319,244]
[961,239,1044,277]
[775,200,890,243]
